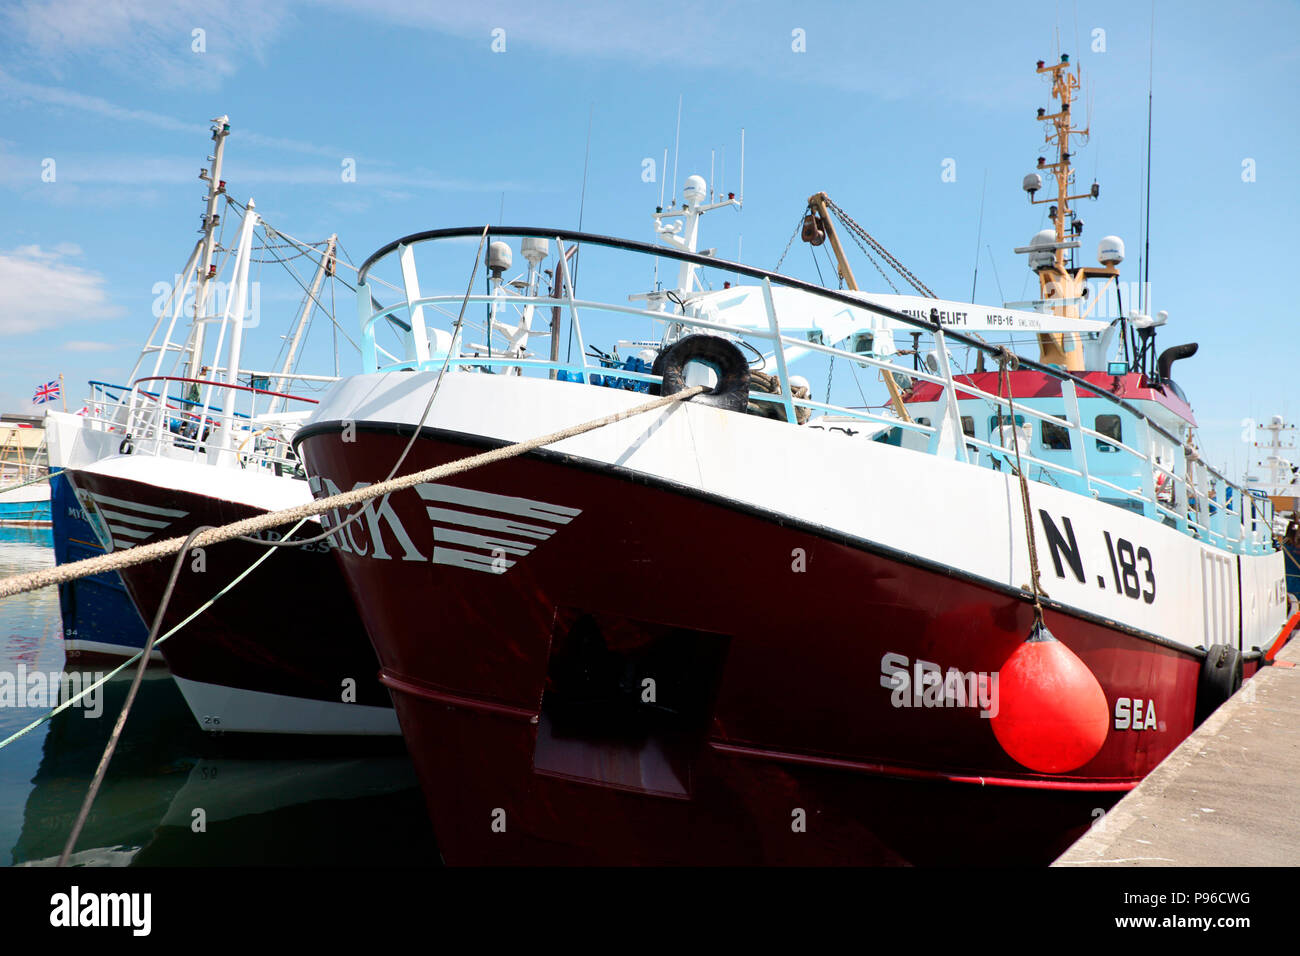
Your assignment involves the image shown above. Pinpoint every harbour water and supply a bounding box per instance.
[0,527,438,866]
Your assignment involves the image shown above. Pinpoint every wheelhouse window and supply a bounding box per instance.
[1041,417,1071,450]
[961,416,974,437]
[1095,414,1122,452]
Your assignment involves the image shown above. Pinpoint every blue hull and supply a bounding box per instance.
[0,496,50,526]
[49,471,150,659]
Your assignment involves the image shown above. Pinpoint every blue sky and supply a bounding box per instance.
[1,0,1297,478]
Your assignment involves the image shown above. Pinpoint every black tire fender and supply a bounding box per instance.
[652,335,750,413]
[1194,643,1243,726]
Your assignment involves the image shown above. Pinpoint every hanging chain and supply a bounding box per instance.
[823,195,935,297]
[773,211,805,273]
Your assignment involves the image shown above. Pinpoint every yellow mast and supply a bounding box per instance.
[806,191,912,422]
[1027,54,1116,371]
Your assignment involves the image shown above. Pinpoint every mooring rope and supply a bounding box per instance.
[0,468,57,494]
[0,517,310,754]
[998,348,1048,622]
[58,523,209,866]
[0,385,707,600]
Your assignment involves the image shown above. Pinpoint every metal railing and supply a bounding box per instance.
[355,227,1275,557]
[80,376,325,478]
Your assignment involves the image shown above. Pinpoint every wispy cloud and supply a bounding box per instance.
[0,68,350,159]
[62,340,120,352]
[0,145,529,194]
[0,0,288,91]
[0,245,124,334]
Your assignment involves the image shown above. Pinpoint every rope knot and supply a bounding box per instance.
[996,347,1020,372]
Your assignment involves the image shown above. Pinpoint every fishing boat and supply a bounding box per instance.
[294,57,1288,863]
[47,117,398,735]
[1243,416,1300,607]
[0,417,52,528]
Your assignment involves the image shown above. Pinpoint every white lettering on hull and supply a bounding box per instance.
[880,652,1000,718]
[309,477,581,575]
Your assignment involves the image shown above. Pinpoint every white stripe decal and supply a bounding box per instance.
[424,507,556,541]
[107,524,151,539]
[432,547,517,574]
[88,492,187,518]
[99,508,170,529]
[433,527,536,556]
[416,484,580,524]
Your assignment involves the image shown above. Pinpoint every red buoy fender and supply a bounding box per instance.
[990,621,1109,774]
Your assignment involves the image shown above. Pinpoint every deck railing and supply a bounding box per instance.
[80,376,327,477]
[354,227,1275,557]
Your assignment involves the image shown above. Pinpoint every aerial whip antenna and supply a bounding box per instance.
[1140,1,1154,317]
[670,94,682,206]
[970,168,988,302]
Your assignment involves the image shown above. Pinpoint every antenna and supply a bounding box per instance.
[670,94,682,207]
[738,127,745,204]
[970,168,988,302]
[658,148,668,209]
[573,105,593,294]
[1141,0,1154,317]
[710,149,715,202]
[986,244,1005,303]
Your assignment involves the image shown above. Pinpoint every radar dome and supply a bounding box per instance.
[1098,235,1125,266]
[520,237,548,265]
[488,241,512,275]
[1028,229,1057,271]
[683,175,707,204]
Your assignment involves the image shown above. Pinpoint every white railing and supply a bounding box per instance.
[354,228,1276,557]
[83,376,325,478]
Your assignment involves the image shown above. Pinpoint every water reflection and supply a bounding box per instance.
[2,529,437,866]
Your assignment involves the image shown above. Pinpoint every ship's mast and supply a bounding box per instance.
[189,116,231,379]
[1020,55,1111,371]
[1255,418,1298,495]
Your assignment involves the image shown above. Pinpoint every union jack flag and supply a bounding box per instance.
[33,380,60,405]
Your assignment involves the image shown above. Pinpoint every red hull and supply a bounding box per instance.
[66,470,393,714]
[298,426,1207,864]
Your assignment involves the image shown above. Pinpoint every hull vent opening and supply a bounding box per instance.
[534,610,730,798]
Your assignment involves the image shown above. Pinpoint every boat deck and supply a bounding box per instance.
[1054,625,1300,866]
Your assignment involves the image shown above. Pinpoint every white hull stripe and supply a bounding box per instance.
[79,490,190,552]
[418,483,580,523]
[171,675,401,735]
[108,524,151,539]
[414,484,580,575]
[87,492,187,518]
[98,508,169,529]
[423,506,556,541]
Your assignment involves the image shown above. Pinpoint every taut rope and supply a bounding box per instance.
[0,386,707,600]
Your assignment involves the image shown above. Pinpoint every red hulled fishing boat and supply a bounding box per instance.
[295,59,1288,861]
